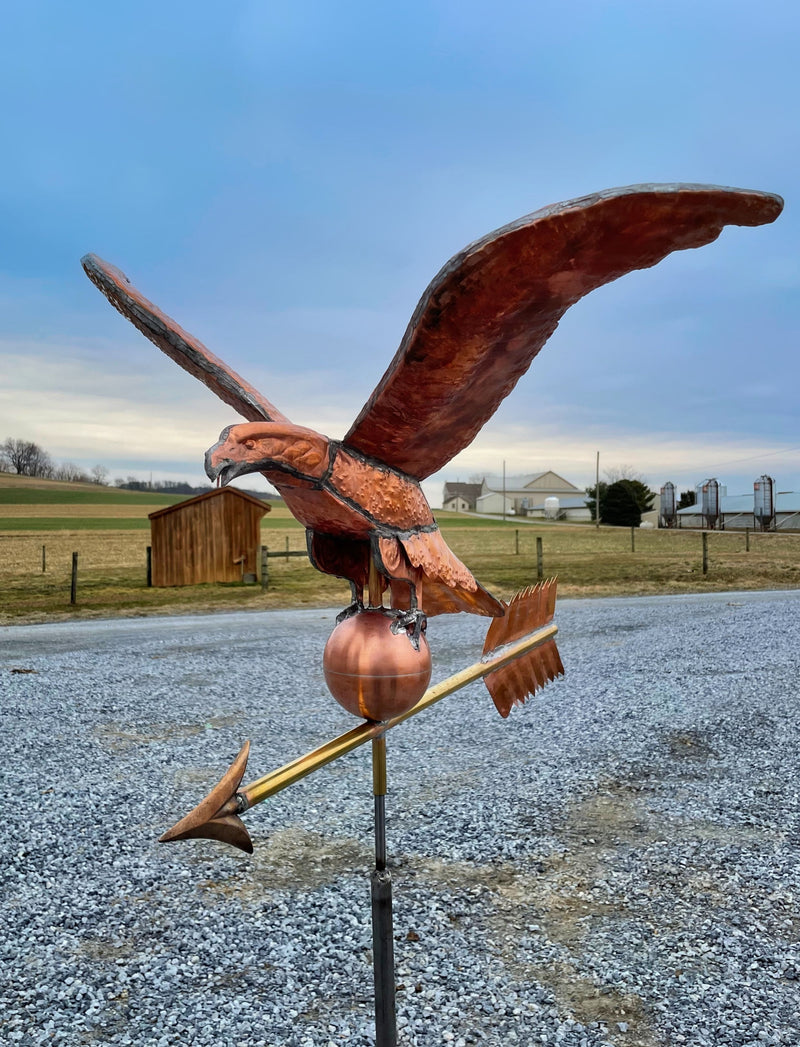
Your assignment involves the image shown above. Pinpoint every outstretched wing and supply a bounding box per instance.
[343,183,783,480]
[81,254,289,424]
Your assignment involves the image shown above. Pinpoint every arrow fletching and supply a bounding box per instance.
[482,579,564,717]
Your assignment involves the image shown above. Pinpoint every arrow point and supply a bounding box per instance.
[160,740,253,854]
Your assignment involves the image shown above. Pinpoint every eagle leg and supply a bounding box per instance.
[306,530,373,621]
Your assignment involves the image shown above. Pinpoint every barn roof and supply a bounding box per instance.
[482,471,581,493]
[443,482,483,500]
[148,485,271,520]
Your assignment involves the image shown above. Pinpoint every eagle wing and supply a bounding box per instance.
[81,254,289,424]
[343,184,782,480]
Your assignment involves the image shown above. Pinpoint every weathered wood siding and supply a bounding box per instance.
[149,488,269,586]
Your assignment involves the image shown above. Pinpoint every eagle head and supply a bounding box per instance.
[205,422,330,486]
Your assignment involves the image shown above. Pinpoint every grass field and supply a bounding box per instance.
[1,474,799,624]
[0,474,182,504]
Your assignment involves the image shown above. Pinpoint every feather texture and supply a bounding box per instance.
[482,580,564,717]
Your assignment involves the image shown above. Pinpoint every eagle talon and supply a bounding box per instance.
[336,599,364,624]
[390,609,427,651]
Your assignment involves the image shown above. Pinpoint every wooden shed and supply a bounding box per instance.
[148,487,270,586]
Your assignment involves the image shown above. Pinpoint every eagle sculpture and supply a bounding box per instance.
[82,183,782,717]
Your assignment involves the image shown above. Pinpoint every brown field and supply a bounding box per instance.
[0,503,172,518]
[1,504,799,625]
[0,473,103,492]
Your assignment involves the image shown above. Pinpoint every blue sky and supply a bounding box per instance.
[1,1,797,504]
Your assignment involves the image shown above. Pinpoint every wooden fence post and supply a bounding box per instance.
[702,532,708,575]
[536,536,543,581]
[70,552,78,605]
[285,536,290,562]
[631,526,635,553]
[515,529,519,555]
[42,544,46,573]
[261,545,269,590]
[146,546,152,587]
[745,527,751,552]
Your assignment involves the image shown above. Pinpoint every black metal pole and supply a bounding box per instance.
[371,735,396,1047]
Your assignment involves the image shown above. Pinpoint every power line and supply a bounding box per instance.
[692,445,800,473]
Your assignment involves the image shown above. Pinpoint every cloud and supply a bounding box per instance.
[426,421,800,506]
[5,332,798,504]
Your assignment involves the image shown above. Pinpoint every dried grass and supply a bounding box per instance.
[1,519,798,626]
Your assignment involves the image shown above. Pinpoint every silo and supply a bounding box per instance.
[544,496,560,519]
[660,481,676,528]
[754,474,775,531]
[701,478,720,530]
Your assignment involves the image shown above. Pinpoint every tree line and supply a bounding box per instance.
[1,436,275,500]
[1,437,109,485]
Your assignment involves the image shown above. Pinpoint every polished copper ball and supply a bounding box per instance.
[323,610,432,721]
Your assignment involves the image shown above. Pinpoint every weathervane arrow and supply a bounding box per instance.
[159,581,562,855]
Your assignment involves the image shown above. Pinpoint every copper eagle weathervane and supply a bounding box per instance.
[83,183,782,1046]
[82,180,782,804]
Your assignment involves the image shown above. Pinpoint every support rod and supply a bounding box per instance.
[373,736,387,869]
[371,736,396,1046]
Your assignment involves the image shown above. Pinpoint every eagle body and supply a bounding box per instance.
[208,421,502,617]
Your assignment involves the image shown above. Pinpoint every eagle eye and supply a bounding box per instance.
[243,439,256,451]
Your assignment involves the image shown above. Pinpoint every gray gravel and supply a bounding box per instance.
[2,590,799,1047]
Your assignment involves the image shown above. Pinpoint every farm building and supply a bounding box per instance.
[441,482,483,513]
[675,488,800,531]
[442,471,590,520]
[148,487,270,586]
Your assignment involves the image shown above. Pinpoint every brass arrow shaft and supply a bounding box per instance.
[238,621,558,811]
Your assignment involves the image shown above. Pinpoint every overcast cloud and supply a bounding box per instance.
[1,1,797,503]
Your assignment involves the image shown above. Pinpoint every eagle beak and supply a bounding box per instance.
[204,444,227,484]
[204,427,245,485]
[205,452,250,486]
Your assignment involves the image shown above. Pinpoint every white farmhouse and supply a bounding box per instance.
[443,472,590,520]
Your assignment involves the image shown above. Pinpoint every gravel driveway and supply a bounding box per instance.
[2,590,799,1047]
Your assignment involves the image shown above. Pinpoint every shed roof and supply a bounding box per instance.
[148,486,271,520]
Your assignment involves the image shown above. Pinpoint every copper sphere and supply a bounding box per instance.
[323,610,432,721]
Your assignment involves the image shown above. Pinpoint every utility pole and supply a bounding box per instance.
[502,459,506,521]
[595,451,600,529]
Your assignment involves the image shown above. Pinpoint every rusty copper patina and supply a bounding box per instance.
[82,183,783,717]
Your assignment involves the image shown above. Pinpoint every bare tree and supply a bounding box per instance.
[90,464,109,485]
[2,438,53,477]
[604,464,644,485]
[54,462,90,483]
